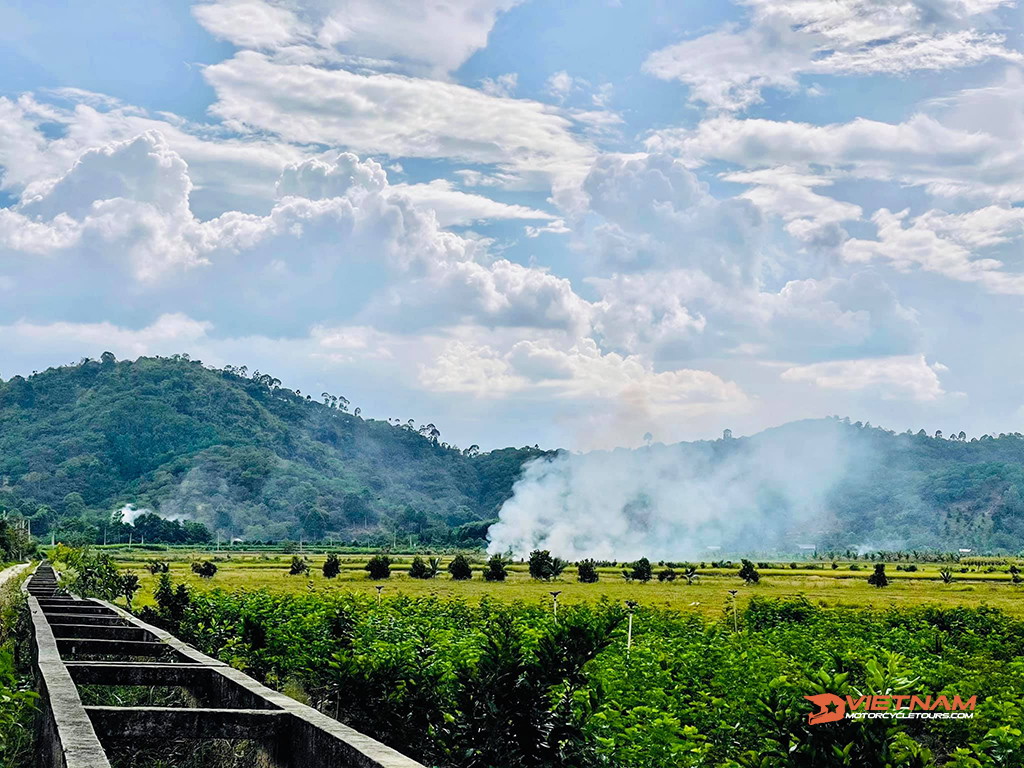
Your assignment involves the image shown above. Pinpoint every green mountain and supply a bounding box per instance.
[709,418,1024,552]
[2,355,1024,553]
[0,355,547,544]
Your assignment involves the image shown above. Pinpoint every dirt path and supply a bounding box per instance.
[0,562,30,590]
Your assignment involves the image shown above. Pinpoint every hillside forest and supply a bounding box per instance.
[2,355,1024,553]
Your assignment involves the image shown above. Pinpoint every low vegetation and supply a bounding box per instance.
[90,561,1024,768]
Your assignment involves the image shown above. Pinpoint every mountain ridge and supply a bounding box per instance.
[2,355,1024,552]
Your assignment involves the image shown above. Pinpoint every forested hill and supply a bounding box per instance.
[3,355,1024,552]
[0,355,548,544]
[688,418,1024,552]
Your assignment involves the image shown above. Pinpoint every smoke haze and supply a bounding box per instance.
[487,421,859,560]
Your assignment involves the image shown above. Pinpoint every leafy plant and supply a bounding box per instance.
[448,554,473,581]
[483,554,508,582]
[323,553,341,579]
[365,555,392,580]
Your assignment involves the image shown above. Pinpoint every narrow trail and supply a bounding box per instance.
[0,562,30,590]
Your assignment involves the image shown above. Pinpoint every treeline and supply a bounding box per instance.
[0,518,32,562]
[58,553,1024,768]
[0,354,547,545]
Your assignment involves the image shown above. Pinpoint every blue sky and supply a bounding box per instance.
[1,0,1023,451]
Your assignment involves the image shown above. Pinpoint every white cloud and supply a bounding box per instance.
[843,206,1024,294]
[590,269,920,363]
[0,132,592,333]
[419,335,749,414]
[192,0,305,50]
[0,93,304,217]
[390,179,556,226]
[780,354,948,401]
[192,0,521,75]
[203,52,595,192]
[721,166,862,242]
[578,152,764,280]
[480,73,518,98]
[649,99,1024,203]
[644,0,1020,110]
[0,313,211,360]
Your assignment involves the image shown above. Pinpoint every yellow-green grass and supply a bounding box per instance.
[110,553,1024,619]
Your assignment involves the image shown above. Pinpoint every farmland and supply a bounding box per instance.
[105,550,1024,618]
[44,547,1022,768]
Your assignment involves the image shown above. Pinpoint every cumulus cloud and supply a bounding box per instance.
[843,206,1024,294]
[203,52,595,193]
[0,132,592,335]
[590,269,921,364]
[781,354,948,401]
[193,0,521,75]
[578,152,763,281]
[644,0,1020,110]
[419,334,750,447]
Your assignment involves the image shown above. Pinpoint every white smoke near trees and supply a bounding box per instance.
[487,421,856,560]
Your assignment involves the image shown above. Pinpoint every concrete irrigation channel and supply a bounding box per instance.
[23,563,426,768]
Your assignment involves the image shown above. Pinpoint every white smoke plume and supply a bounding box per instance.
[114,503,188,525]
[487,421,856,560]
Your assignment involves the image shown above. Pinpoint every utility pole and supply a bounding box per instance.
[625,600,638,656]
[728,590,739,633]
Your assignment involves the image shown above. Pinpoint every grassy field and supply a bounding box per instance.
[104,551,1024,618]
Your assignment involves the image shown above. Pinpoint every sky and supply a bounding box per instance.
[1,0,1023,451]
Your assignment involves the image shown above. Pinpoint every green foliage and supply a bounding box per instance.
[288,555,309,576]
[190,560,217,579]
[447,554,473,581]
[322,553,341,579]
[129,576,1024,768]
[365,554,392,580]
[529,550,567,581]
[0,356,549,545]
[0,575,36,768]
[54,544,140,602]
[577,559,600,583]
[146,560,170,575]
[483,554,508,582]
[625,557,653,584]
[408,555,438,579]
[868,563,889,588]
[739,559,760,584]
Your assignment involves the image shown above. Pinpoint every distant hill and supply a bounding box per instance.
[0,355,547,544]
[2,355,1024,552]
[717,418,1024,552]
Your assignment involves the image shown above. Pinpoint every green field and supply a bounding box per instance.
[105,551,1024,618]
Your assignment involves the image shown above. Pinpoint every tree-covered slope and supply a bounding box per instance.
[3,355,1024,551]
[0,355,547,543]
[723,418,1024,551]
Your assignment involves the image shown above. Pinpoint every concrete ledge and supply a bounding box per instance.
[26,564,429,768]
[85,706,285,742]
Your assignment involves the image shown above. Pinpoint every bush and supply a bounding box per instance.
[528,550,566,581]
[191,561,218,579]
[739,559,760,584]
[657,568,677,582]
[448,554,473,581]
[147,561,170,575]
[577,559,600,583]
[627,557,653,583]
[868,563,889,588]
[289,555,309,576]
[365,555,392,580]
[323,553,341,579]
[483,554,508,582]
[408,556,429,579]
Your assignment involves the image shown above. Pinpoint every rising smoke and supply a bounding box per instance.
[487,421,858,560]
